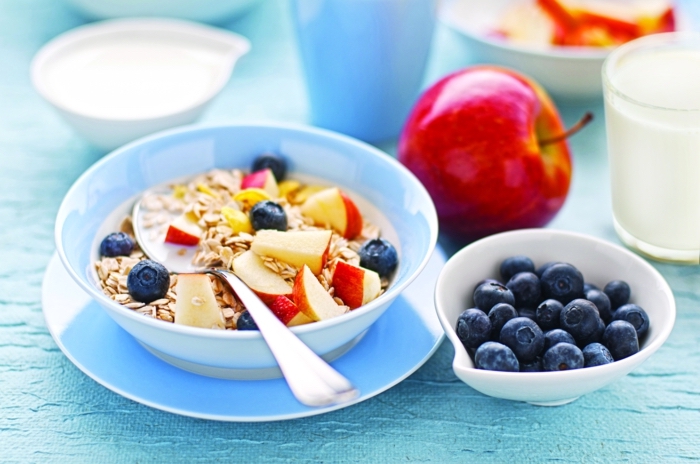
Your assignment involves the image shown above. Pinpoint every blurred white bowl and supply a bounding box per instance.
[434,229,675,406]
[61,0,264,24]
[31,18,250,151]
[439,0,612,100]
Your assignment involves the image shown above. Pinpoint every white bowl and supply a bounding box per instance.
[55,122,438,380]
[439,0,611,100]
[434,229,675,406]
[31,19,250,151]
[61,0,264,24]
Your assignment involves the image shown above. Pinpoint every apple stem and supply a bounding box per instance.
[539,112,594,147]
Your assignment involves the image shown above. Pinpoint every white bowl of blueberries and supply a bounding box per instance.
[434,229,676,406]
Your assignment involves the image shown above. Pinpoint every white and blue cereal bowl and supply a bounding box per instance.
[55,122,438,379]
[434,229,676,406]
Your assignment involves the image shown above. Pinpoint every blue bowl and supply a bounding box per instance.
[55,122,438,378]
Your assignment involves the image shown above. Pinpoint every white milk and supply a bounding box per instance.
[605,46,700,261]
[43,35,227,120]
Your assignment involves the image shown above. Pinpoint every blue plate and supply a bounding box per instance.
[42,247,446,422]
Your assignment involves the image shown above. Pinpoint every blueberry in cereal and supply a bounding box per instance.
[100,232,134,257]
[127,259,170,303]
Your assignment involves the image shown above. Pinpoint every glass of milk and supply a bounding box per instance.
[603,32,700,263]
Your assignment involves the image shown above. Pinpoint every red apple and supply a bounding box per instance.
[231,250,293,304]
[292,265,345,322]
[398,66,576,244]
[241,168,279,198]
[164,213,202,246]
[268,295,313,327]
[332,261,381,310]
[299,187,363,239]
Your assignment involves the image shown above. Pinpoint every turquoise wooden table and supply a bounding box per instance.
[2,0,700,461]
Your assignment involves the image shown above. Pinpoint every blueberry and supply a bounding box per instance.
[560,299,603,344]
[582,343,614,367]
[604,280,631,309]
[499,317,544,363]
[585,289,613,324]
[542,343,584,371]
[358,238,398,278]
[520,358,543,372]
[540,263,584,304]
[603,320,639,360]
[535,261,561,278]
[251,152,287,181]
[613,304,650,339]
[535,299,564,331]
[506,272,541,309]
[249,200,287,231]
[500,255,535,282]
[100,232,134,257]
[456,308,492,349]
[473,281,515,313]
[236,310,259,330]
[474,341,519,372]
[126,260,170,303]
[473,278,501,295]
[577,316,605,347]
[543,328,576,351]
[487,303,518,340]
[583,282,599,293]
[518,308,537,320]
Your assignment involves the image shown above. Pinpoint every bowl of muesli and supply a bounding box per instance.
[55,122,438,379]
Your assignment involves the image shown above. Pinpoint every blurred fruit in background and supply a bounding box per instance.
[495,0,674,47]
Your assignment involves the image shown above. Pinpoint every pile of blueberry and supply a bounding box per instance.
[456,255,650,372]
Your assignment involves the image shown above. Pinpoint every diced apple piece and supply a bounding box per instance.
[292,265,346,322]
[299,187,363,239]
[269,295,313,327]
[164,213,202,246]
[332,261,382,310]
[174,274,225,329]
[232,250,293,304]
[251,229,332,275]
[289,185,328,205]
[242,169,279,198]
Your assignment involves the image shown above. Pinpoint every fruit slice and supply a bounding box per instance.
[233,188,272,209]
[232,250,293,304]
[251,229,332,275]
[241,168,279,198]
[292,265,346,321]
[164,213,202,246]
[269,295,313,327]
[174,274,225,329]
[299,187,363,239]
[332,261,382,310]
[289,185,327,204]
[221,206,252,234]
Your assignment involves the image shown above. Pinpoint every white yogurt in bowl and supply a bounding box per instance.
[31,19,250,150]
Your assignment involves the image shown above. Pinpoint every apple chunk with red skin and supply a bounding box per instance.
[269,295,313,327]
[232,250,292,304]
[398,66,573,244]
[164,213,202,246]
[293,265,346,322]
[251,229,332,275]
[332,261,381,310]
[300,187,363,239]
[241,168,279,198]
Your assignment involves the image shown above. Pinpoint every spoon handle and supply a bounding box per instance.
[206,269,359,407]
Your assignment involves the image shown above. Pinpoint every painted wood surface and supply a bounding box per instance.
[1,0,699,462]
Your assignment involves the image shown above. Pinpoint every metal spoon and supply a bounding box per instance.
[132,192,359,407]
